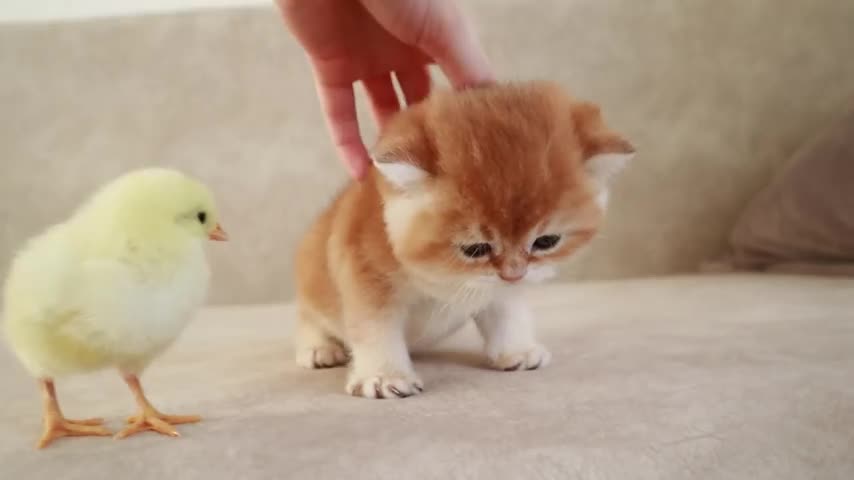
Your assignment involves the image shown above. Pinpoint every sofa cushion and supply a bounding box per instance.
[4,1,854,304]
[724,108,854,274]
[2,275,853,478]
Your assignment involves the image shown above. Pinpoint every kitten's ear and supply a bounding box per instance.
[572,101,636,187]
[371,148,429,189]
[371,113,432,190]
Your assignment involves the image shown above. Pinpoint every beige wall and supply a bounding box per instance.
[0,0,268,22]
[2,1,854,304]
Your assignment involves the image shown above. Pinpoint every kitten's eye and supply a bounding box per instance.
[197,211,207,224]
[532,234,561,251]
[460,243,492,259]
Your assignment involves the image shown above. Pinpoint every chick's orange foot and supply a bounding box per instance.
[37,415,111,449]
[113,373,201,440]
[35,379,112,449]
[114,408,201,439]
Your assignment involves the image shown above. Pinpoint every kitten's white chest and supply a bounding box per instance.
[403,279,497,350]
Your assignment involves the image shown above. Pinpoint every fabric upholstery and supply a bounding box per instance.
[724,108,854,274]
[2,275,853,479]
[3,4,854,479]
[3,1,854,304]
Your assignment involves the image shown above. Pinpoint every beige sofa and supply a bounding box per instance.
[2,2,854,478]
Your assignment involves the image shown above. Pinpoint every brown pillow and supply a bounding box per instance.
[725,108,854,275]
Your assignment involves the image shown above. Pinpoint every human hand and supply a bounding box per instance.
[277,0,494,179]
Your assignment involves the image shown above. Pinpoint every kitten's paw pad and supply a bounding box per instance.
[296,344,348,369]
[346,373,424,399]
[490,345,551,371]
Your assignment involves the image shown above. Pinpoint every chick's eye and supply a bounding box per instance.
[532,234,561,251]
[197,211,207,224]
[461,243,492,259]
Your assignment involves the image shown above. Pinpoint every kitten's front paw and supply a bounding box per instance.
[296,344,349,369]
[346,371,424,399]
[489,344,551,371]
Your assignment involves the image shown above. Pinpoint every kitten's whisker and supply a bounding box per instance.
[461,283,479,311]
[432,279,465,320]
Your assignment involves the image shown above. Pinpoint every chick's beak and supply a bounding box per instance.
[209,223,228,241]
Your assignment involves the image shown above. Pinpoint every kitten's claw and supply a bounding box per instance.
[503,362,523,372]
[296,344,349,369]
[490,344,551,372]
[346,372,424,399]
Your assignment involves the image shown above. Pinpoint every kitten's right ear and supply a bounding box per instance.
[371,113,432,190]
[371,150,429,190]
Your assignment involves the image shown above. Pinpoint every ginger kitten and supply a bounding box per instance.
[294,81,634,399]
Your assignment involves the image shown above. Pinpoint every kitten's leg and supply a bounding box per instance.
[295,307,348,369]
[474,292,551,371]
[344,309,423,399]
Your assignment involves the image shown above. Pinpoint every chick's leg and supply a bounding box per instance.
[114,373,200,440]
[37,378,111,449]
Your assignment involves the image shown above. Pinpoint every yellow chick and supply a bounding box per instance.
[2,168,227,449]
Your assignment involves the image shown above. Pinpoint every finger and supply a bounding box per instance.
[362,0,494,89]
[425,18,494,90]
[396,66,431,106]
[314,77,371,179]
[362,72,401,128]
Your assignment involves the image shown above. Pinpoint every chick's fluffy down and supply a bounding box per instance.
[3,222,209,378]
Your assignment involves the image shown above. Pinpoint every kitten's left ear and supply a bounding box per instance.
[572,101,636,187]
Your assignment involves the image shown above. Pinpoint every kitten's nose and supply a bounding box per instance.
[499,271,526,283]
[498,260,527,283]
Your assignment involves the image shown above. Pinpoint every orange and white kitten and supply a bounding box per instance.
[294,81,634,399]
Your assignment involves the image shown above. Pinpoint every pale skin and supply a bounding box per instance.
[276,0,494,178]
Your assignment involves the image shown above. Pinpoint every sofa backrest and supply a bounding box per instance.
[2,1,854,304]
